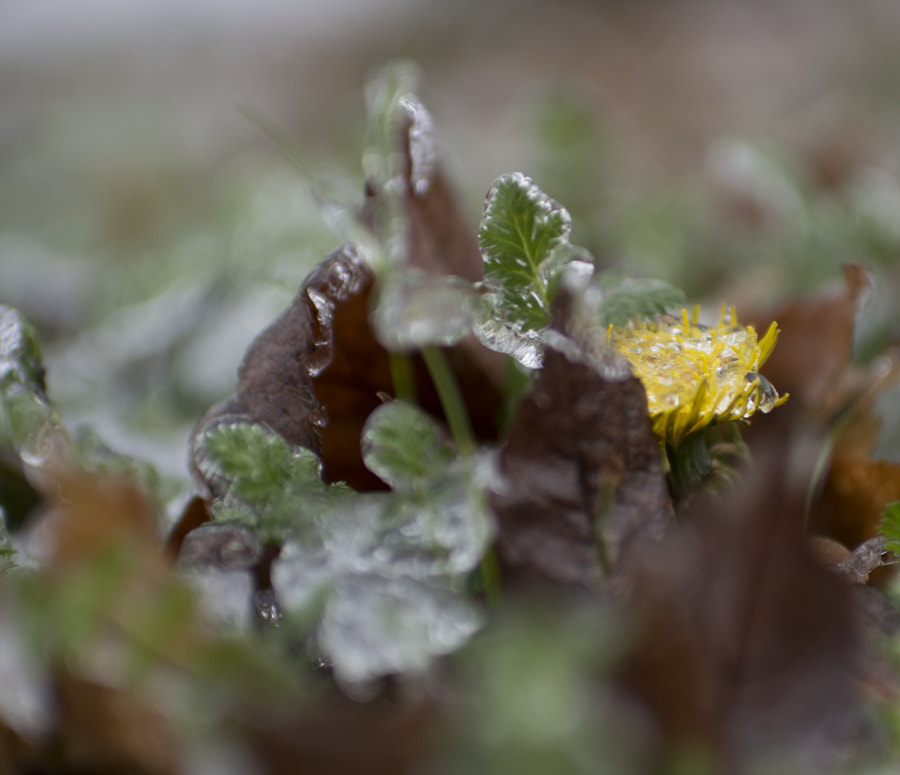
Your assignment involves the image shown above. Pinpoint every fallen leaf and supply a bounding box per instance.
[618,426,868,770]
[758,262,872,414]
[243,692,440,775]
[491,286,674,588]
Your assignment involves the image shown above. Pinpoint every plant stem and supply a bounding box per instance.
[388,352,417,404]
[666,431,712,503]
[420,346,501,605]
[421,346,475,455]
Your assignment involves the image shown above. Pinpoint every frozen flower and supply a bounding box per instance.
[608,306,787,447]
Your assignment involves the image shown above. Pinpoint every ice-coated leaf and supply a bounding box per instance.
[472,316,545,370]
[326,478,494,580]
[1,382,59,467]
[193,420,323,505]
[0,307,64,467]
[478,173,577,333]
[269,541,337,615]
[192,420,342,540]
[363,59,422,189]
[0,306,46,391]
[0,519,15,573]
[597,269,686,326]
[370,270,480,352]
[361,400,455,490]
[317,574,483,685]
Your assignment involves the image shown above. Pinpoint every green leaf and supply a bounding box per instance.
[597,269,686,326]
[0,307,64,466]
[879,501,900,554]
[478,173,578,332]
[0,518,15,574]
[193,421,324,511]
[0,306,46,391]
[192,421,352,543]
[361,400,456,491]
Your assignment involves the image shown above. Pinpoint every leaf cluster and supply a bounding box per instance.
[2,61,900,775]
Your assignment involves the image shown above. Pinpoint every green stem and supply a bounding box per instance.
[420,346,501,604]
[666,432,712,503]
[479,547,503,608]
[421,346,475,456]
[388,352,417,404]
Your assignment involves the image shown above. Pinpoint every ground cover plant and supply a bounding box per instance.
[4,61,900,774]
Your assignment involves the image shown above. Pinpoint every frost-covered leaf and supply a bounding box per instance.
[0,307,45,391]
[0,519,15,573]
[596,270,686,326]
[317,574,483,685]
[324,479,494,580]
[361,400,455,490]
[192,420,343,541]
[194,421,323,506]
[269,541,336,616]
[363,59,423,191]
[472,316,545,370]
[0,307,64,467]
[371,270,480,351]
[1,382,59,467]
[270,450,495,682]
[478,173,578,334]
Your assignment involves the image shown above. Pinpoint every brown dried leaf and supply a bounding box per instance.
[243,693,439,775]
[759,262,872,414]
[55,671,180,775]
[491,289,674,588]
[46,467,165,577]
[619,430,867,769]
[361,102,484,283]
[817,456,900,556]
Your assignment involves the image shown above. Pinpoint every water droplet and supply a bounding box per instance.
[253,589,283,627]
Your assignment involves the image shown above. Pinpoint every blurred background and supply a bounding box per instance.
[3,0,900,479]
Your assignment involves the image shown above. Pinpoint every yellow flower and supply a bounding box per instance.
[608,306,787,446]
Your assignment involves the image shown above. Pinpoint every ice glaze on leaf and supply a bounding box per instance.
[317,574,482,685]
[193,420,323,507]
[0,306,46,392]
[370,270,481,352]
[478,173,576,333]
[361,400,456,491]
[0,306,64,467]
[596,269,686,327]
[491,285,674,587]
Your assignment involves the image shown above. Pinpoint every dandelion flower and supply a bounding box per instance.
[608,305,787,447]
